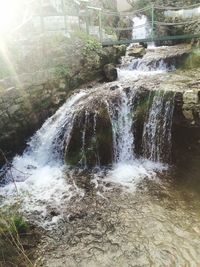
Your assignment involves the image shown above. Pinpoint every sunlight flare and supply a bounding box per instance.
[0,0,23,35]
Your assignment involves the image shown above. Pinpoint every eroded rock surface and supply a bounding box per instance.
[127,45,146,58]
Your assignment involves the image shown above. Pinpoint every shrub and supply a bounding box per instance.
[0,214,33,266]
[0,215,28,236]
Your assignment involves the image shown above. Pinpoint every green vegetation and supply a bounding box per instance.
[69,30,103,58]
[0,30,103,81]
[0,215,29,236]
[66,106,113,167]
[54,65,71,79]
[0,212,35,266]
[83,38,102,57]
[182,49,200,69]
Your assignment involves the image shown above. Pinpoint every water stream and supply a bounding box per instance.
[142,90,175,162]
[0,80,171,221]
[106,87,135,164]
[1,16,200,266]
[132,15,152,40]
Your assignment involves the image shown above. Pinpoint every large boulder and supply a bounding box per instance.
[103,64,118,82]
[65,104,113,167]
[127,45,146,58]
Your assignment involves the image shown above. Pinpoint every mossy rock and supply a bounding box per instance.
[182,49,200,69]
[132,90,151,155]
[95,107,113,165]
[65,105,113,167]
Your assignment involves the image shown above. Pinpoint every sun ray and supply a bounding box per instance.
[0,40,22,88]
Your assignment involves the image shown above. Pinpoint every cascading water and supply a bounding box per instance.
[79,110,89,168]
[2,8,200,266]
[129,58,175,72]
[117,14,176,80]
[142,90,175,162]
[0,21,176,225]
[132,15,152,40]
[0,91,91,223]
[0,82,172,221]
[106,87,135,163]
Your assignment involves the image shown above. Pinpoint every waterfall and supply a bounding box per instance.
[106,87,136,163]
[118,58,170,81]
[93,111,100,167]
[22,90,88,167]
[79,110,89,168]
[0,9,178,226]
[0,86,175,178]
[128,58,175,72]
[0,91,90,218]
[142,90,175,162]
[0,85,174,220]
[132,15,152,40]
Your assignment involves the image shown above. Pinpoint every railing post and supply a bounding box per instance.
[99,9,103,42]
[151,3,154,41]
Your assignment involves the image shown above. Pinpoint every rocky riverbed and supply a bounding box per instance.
[33,165,200,267]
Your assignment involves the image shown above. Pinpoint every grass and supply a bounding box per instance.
[0,213,37,267]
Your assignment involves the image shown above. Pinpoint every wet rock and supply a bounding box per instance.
[65,104,113,167]
[68,211,88,222]
[182,109,194,122]
[183,90,198,104]
[182,90,200,125]
[103,64,117,82]
[101,45,126,66]
[110,85,119,91]
[127,45,146,58]
[139,42,148,49]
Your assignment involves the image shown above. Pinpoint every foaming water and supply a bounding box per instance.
[0,77,175,228]
[102,160,167,191]
[0,91,89,223]
[118,14,175,80]
[132,15,151,40]
[117,68,166,80]
[143,90,175,162]
[118,57,174,80]
[106,87,135,163]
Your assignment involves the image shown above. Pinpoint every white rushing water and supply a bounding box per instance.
[132,15,152,40]
[0,14,176,225]
[117,59,170,81]
[0,83,171,226]
[117,14,176,80]
[0,91,90,225]
[142,90,175,162]
[106,87,135,164]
